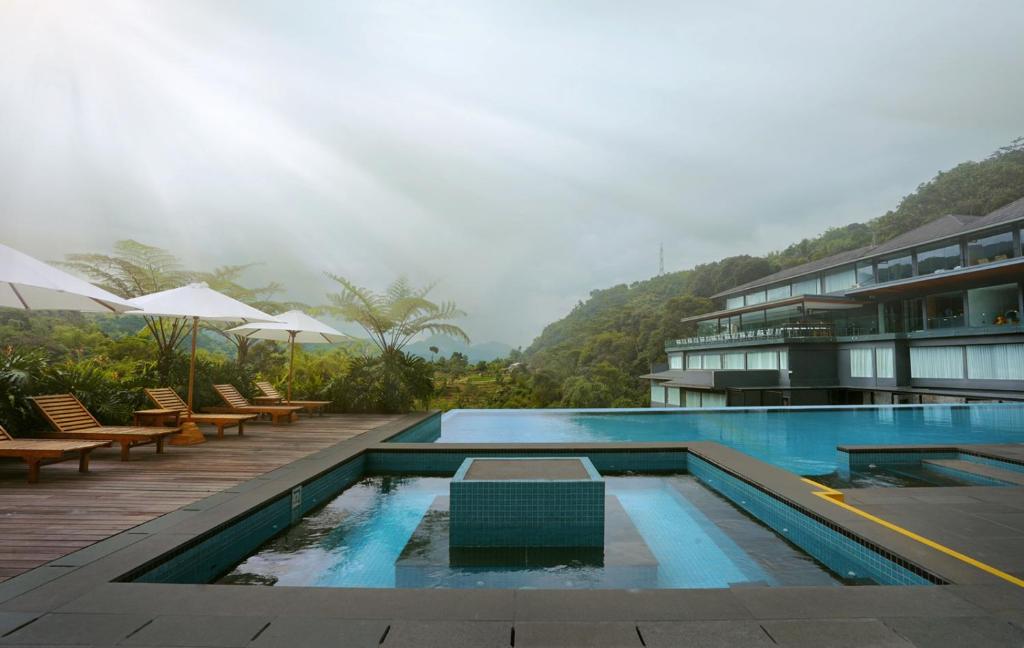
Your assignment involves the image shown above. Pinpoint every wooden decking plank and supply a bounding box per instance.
[0,414,398,579]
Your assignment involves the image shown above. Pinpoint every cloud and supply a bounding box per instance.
[2,0,1023,346]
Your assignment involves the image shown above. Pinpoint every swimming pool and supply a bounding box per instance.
[393,405,1024,477]
[220,474,844,589]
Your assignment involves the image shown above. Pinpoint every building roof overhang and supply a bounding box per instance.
[680,294,869,323]
[844,256,1024,297]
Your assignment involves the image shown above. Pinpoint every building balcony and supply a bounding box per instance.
[666,324,835,350]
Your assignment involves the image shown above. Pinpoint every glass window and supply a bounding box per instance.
[791,276,820,296]
[855,261,875,286]
[667,387,682,406]
[696,320,717,336]
[968,283,1020,327]
[766,284,791,301]
[926,291,964,329]
[719,316,740,334]
[850,348,873,378]
[650,383,665,403]
[726,296,743,310]
[882,301,904,333]
[967,231,1014,266]
[877,254,913,283]
[910,346,964,379]
[967,343,1024,380]
[669,355,683,369]
[702,392,726,407]
[687,354,702,369]
[905,298,924,332]
[703,354,722,369]
[746,351,779,369]
[745,290,767,306]
[740,310,766,332]
[917,242,962,275]
[685,390,701,407]
[722,353,745,369]
[764,305,800,330]
[823,266,856,293]
[875,347,894,378]
[779,350,788,370]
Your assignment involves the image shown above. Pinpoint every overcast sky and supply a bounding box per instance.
[2,1,1023,347]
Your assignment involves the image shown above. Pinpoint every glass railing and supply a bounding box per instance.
[667,324,834,348]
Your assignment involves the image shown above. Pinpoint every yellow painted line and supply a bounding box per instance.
[800,478,1024,588]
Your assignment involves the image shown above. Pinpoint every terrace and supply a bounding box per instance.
[1,410,1023,646]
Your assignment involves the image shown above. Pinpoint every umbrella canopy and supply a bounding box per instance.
[227,310,348,343]
[0,242,135,312]
[127,282,281,323]
[228,310,348,401]
[127,284,281,429]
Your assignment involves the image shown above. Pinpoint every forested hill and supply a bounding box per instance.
[524,139,1024,407]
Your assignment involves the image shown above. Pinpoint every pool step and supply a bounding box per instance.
[922,459,1024,487]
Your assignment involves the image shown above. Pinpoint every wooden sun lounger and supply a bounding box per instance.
[144,387,257,438]
[29,394,180,461]
[204,385,302,425]
[253,381,330,416]
[0,424,110,483]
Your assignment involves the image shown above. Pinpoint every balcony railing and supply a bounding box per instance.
[667,324,834,349]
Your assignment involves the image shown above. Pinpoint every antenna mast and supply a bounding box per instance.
[659,243,665,275]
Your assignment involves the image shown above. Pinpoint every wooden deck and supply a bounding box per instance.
[0,414,399,582]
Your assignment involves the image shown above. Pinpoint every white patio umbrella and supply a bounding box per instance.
[0,242,135,312]
[228,310,349,401]
[128,283,281,444]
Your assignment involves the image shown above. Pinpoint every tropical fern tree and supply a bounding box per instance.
[324,275,469,357]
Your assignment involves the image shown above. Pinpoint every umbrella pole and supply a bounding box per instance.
[287,331,296,402]
[172,316,206,445]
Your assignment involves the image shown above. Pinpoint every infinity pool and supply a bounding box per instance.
[221,475,844,589]
[395,405,1024,478]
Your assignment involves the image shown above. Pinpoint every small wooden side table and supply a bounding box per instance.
[133,408,181,428]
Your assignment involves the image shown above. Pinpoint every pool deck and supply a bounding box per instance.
[1,415,1024,646]
[0,413,400,582]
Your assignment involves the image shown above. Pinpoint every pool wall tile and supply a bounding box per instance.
[687,454,936,586]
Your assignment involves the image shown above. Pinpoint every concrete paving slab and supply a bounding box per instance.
[0,612,151,646]
[514,589,751,621]
[382,621,510,647]
[249,618,386,648]
[761,618,913,647]
[638,620,773,647]
[882,616,1024,648]
[514,621,642,647]
[0,613,37,636]
[947,585,1024,612]
[121,615,270,647]
[733,586,982,619]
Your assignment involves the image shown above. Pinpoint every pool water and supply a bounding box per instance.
[413,405,1024,479]
[221,475,845,589]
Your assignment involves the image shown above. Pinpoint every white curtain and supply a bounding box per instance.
[746,351,779,369]
[703,354,722,369]
[823,267,856,293]
[667,387,682,406]
[875,347,895,379]
[967,344,1024,380]
[723,353,745,369]
[687,354,702,369]
[650,384,665,403]
[685,390,702,407]
[702,392,727,407]
[779,350,789,370]
[791,276,820,296]
[669,355,683,369]
[910,347,964,379]
[850,348,874,378]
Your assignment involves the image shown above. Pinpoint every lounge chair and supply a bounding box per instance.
[144,387,257,438]
[253,381,330,417]
[29,394,180,461]
[0,423,110,483]
[204,385,302,425]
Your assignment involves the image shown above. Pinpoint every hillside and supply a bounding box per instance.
[524,138,1024,407]
[405,334,514,363]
